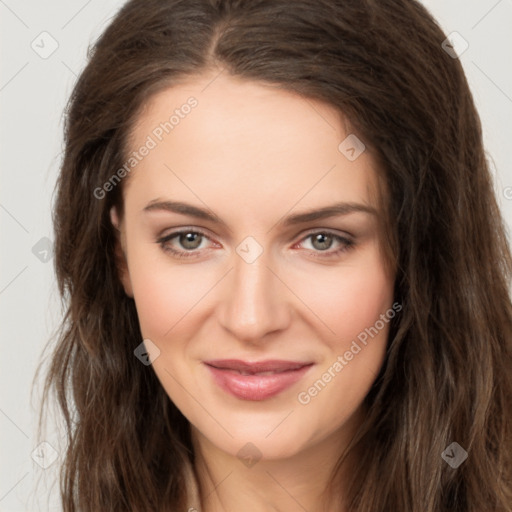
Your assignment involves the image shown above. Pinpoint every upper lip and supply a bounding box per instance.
[204,359,313,373]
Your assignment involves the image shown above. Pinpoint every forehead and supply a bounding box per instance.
[123,72,381,218]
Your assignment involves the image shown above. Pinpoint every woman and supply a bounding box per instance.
[38,0,512,510]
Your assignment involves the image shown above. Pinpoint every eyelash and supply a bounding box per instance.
[156,228,355,261]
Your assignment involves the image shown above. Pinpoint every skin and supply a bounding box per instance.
[111,71,396,512]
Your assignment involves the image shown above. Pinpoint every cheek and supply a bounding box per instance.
[329,267,393,344]
[290,245,394,349]
[291,246,394,411]
[127,246,212,338]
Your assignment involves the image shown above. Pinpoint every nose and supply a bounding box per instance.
[217,249,291,343]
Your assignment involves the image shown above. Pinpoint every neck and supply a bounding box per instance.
[190,410,364,512]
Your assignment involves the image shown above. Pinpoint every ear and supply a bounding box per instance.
[110,206,134,298]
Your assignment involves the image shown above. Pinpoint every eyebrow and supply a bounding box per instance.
[142,199,377,228]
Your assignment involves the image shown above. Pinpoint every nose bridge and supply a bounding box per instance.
[218,246,290,341]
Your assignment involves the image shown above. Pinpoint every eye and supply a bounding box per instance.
[156,228,355,261]
[156,229,214,259]
[172,232,203,250]
[295,231,355,259]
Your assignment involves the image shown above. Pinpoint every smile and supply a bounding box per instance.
[204,359,314,400]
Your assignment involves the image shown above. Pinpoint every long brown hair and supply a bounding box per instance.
[37,0,512,510]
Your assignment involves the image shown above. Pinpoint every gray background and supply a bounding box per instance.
[1,1,511,510]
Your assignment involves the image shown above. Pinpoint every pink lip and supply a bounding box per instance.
[204,359,314,401]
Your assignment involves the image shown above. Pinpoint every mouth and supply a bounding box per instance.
[203,359,314,401]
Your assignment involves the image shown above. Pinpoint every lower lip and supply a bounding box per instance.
[205,363,313,401]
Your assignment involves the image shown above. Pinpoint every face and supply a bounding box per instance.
[111,72,396,462]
